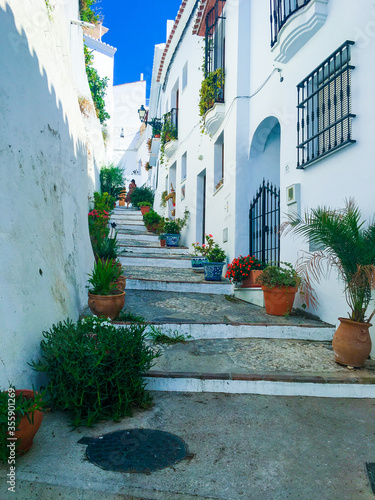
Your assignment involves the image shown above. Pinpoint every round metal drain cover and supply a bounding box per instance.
[78,429,188,473]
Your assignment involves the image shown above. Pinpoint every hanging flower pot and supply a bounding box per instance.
[332,318,372,367]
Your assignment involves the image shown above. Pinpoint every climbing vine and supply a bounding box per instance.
[84,45,110,124]
[79,0,100,23]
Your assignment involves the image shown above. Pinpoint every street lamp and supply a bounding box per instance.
[137,105,147,123]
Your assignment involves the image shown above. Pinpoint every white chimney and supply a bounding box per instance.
[140,73,144,81]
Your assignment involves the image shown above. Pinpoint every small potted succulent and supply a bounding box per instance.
[225,255,267,287]
[203,239,227,281]
[87,259,125,320]
[0,388,46,462]
[163,209,189,247]
[190,234,215,272]
[255,262,301,316]
[139,201,152,215]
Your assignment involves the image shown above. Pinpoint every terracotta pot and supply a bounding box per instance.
[146,223,159,232]
[115,276,126,291]
[160,239,166,247]
[241,270,263,288]
[332,317,372,368]
[13,390,44,454]
[261,286,297,316]
[140,206,151,215]
[88,291,125,320]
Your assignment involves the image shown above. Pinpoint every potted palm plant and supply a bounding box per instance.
[285,199,375,367]
[87,259,125,320]
[1,388,45,462]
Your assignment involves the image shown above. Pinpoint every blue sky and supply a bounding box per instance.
[98,0,183,95]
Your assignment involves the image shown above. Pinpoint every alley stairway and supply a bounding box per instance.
[114,207,375,399]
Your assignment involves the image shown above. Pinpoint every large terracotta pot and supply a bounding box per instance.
[241,270,263,288]
[88,291,125,320]
[261,286,297,316]
[14,390,44,454]
[140,206,151,215]
[332,317,372,367]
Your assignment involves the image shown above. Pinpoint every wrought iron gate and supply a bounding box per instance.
[249,179,280,264]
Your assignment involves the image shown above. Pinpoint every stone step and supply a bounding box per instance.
[116,224,148,232]
[123,266,232,294]
[118,232,160,243]
[119,254,192,269]
[116,290,335,341]
[144,337,375,398]
[121,244,190,255]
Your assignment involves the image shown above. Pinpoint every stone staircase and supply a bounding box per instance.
[114,207,375,399]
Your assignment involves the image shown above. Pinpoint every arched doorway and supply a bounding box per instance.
[248,117,281,264]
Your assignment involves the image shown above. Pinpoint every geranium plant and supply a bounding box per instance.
[225,255,267,284]
[191,234,215,256]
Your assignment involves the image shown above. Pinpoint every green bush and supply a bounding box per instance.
[30,316,159,427]
[256,262,300,289]
[138,201,152,207]
[99,165,124,199]
[164,209,190,235]
[207,244,226,263]
[84,45,109,124]
[79,0,100,23]
[143,210,163,232]
[131,186,154,208]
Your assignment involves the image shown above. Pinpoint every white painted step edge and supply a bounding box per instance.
[145,377,375,398]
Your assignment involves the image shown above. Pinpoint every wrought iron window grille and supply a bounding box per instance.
[270,0,312,47]
[297,40,355,169]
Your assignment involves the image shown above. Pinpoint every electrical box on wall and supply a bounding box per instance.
[286,183,301,216]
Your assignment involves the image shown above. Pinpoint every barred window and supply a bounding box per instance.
[297,41,355,169]
[270,0,312,47]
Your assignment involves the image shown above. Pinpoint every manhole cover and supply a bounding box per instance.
[78,429,189,473]
[366,463,375,493]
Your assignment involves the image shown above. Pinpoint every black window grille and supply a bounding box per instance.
[163,108,178,141]
[297,41,355,169]
[205,0,225,102]
[270,0,312,47]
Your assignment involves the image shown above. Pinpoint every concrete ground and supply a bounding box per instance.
[1,392,374,500]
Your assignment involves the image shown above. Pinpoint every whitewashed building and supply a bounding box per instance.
[148,0,375,338]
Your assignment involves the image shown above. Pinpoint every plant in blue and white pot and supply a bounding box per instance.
[163,209,190,247]
[203,241,227,281]
[190,234,215,272]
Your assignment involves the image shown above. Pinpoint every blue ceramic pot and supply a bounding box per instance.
[165,233,181,247]
[203,262,225,281]
[191,256,208,272]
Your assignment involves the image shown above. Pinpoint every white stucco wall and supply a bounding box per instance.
[84,34,116,164]
[0,0,99,388]
[151,0,375,351]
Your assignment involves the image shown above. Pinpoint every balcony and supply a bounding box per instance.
[270,0,328,63]
[160,108,178,162]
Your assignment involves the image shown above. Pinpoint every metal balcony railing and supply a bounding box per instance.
[162,108,178,142]
[270,0,312,47]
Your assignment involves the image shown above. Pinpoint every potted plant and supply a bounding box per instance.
[87,259,125,320]
[203,239,227,281]
[190,234,215,272]
[143,210,163,232]
[130,186,154,209]
[225,255,267,287]
[139,201,152,215]
[255,262,302,316]
[284,199,375,367]
[163,209,190,247]
[1,388,45,462]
